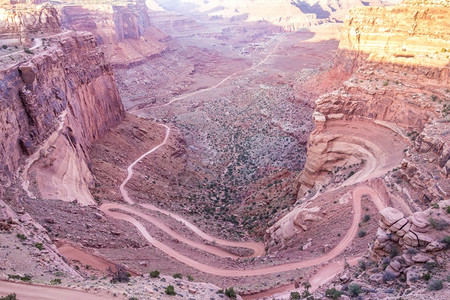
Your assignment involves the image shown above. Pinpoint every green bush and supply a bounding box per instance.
[16,233,27,241]
[325,288,342,299]
[362,214,370,222]
[35,243,44,250]
[187,274,194,281]
[358,230,366,238]
[2,45,8,49]
[422,272,431,281]
[0,294,17,300]
[225,287,236,299]
[348,283,362,297]
[165,285,176,295]
[50,278,61,285]
[290,291,300,299]
[172,273,182,279]
[427,279,443,291]
[149,270,160,278]
[24,48,33,55]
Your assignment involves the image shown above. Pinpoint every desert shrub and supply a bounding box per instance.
[429,218,449,231]
[16,233,27,241]
[50,278,61,285]
[0,294,17,300]
[225,287,236,299]
[358,230,366,238]
[24,48,33,54]
[422,272,431,281]
[108,265,130,283]
[362,214,370,222]
[35,242,43,250]
[383,270,397,282]
[216,289,224,294]
[165,285,176,295]
[442,236,450,249]
[358,259,366,271]
[129,297,138,300]
[187,275,194,281]
[2,45,7,49]
[290,291,300,300]
[172,273,182,279]
[348,283,362,297]
[325,288,342,299]
[149,270,160,278]
[427,279,443,291]
[383,80,389,86]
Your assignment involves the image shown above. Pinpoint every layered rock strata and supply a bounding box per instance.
[59,0,167,66]
[0,31,124,205]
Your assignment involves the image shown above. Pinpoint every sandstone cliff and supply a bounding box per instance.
[59,0,167,66]
[0,2,60,46]
[267,0,449,252]
[0,31,124,205]
[296,0,450,196]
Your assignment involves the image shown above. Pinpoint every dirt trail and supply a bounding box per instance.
[0,280,122,300]
[100,184,385,276]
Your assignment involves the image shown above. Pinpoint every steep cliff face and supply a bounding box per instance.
[0,2,60,46]
[267,0,449,249]
[59,0,167,66]
[296,0,450,196]
[0,31,124,205]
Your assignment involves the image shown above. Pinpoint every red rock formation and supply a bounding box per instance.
[0,31,124,204]
[0,3,60,46]
[59,0,167,66]
[296,0,450,195]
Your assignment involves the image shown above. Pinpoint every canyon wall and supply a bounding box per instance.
[267,0,449,248]
[296,0,450,196]
[59,0,167,66]
[0,31,124,205]
[0,2,61,46]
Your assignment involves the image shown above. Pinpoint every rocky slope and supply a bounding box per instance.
[0,31,124,205]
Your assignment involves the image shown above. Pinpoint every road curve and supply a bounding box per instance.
[100,184,385,276]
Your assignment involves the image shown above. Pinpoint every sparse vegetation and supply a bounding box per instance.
[290,291,300,299]
[173,273,182,279]
[50,278,62,285]
[149,270,160,278]
[16,233,27,241]
[429,217,449,231]
[0,294,17,300]
[165,285,176,296]
[187,274,194,281]
[34,242,44,250]
[24,48,33,54]
[427,279,443,291]
[8,274,31,282]
[348,283,362,297]
[225,287,236,299]
[362,214,370,222]
[325,288,342,299]
[358,230,366,237]
[108,265,130,283]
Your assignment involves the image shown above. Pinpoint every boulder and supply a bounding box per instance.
[412,253,431,263]
[369,273,383,284]
[425,240,444,252]
[410,212,429,231]
[403,231,419,247]
[380,207,404,226]
[396,222,411,237]
[389,218,408,233]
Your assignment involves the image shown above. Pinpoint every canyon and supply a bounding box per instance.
[0,0,449,300]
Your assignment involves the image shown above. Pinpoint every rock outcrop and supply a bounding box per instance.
[0,2,61,46]
[0,31,124,205]
[295,0,450,196]
[59,0,167,66]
